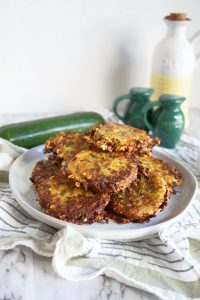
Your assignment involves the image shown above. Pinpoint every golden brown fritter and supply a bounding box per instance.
[44,132,89,163]
[63,149,138,194]
[30,156,60,187]
[30,123,183,225]
[138,156,182,188]
[83,123,159,155]
[107,172,168,222]
[31,159,110,224]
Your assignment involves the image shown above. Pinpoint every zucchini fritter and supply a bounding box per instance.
[31,123,183,226]
[44,132,89,162]
[63,149,138,194]
[83,123,159,155]
[31,160,110,224]
[138,156,182,188]
[107,172,168,222]
[30,156,60,187]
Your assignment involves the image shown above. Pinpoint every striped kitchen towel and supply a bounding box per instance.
[0,132,200,299]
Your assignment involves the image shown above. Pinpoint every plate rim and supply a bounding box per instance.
[9,145,198,240]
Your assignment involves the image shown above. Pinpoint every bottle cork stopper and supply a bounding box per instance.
[165,12,191,21]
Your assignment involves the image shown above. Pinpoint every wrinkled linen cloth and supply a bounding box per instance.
[0,111,200,300]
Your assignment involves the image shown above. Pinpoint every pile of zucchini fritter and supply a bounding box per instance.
[30,123,182,224]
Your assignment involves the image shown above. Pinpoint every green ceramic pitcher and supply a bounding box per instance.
[143,94,185,148]
[113,87,154,130]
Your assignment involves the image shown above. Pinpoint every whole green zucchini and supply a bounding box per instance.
[0,112,105,148]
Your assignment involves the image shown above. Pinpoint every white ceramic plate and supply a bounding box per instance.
[9,145,197,240]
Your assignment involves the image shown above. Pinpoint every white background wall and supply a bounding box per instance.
[0,0,200,114]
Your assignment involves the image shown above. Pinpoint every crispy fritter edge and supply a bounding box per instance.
[83,123,159,153]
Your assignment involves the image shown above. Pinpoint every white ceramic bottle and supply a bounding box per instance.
[150,13,200,127]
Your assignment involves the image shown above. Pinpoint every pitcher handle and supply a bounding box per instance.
[142,101,161,131]
[113,94,130,121]
[189,30,200,64]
